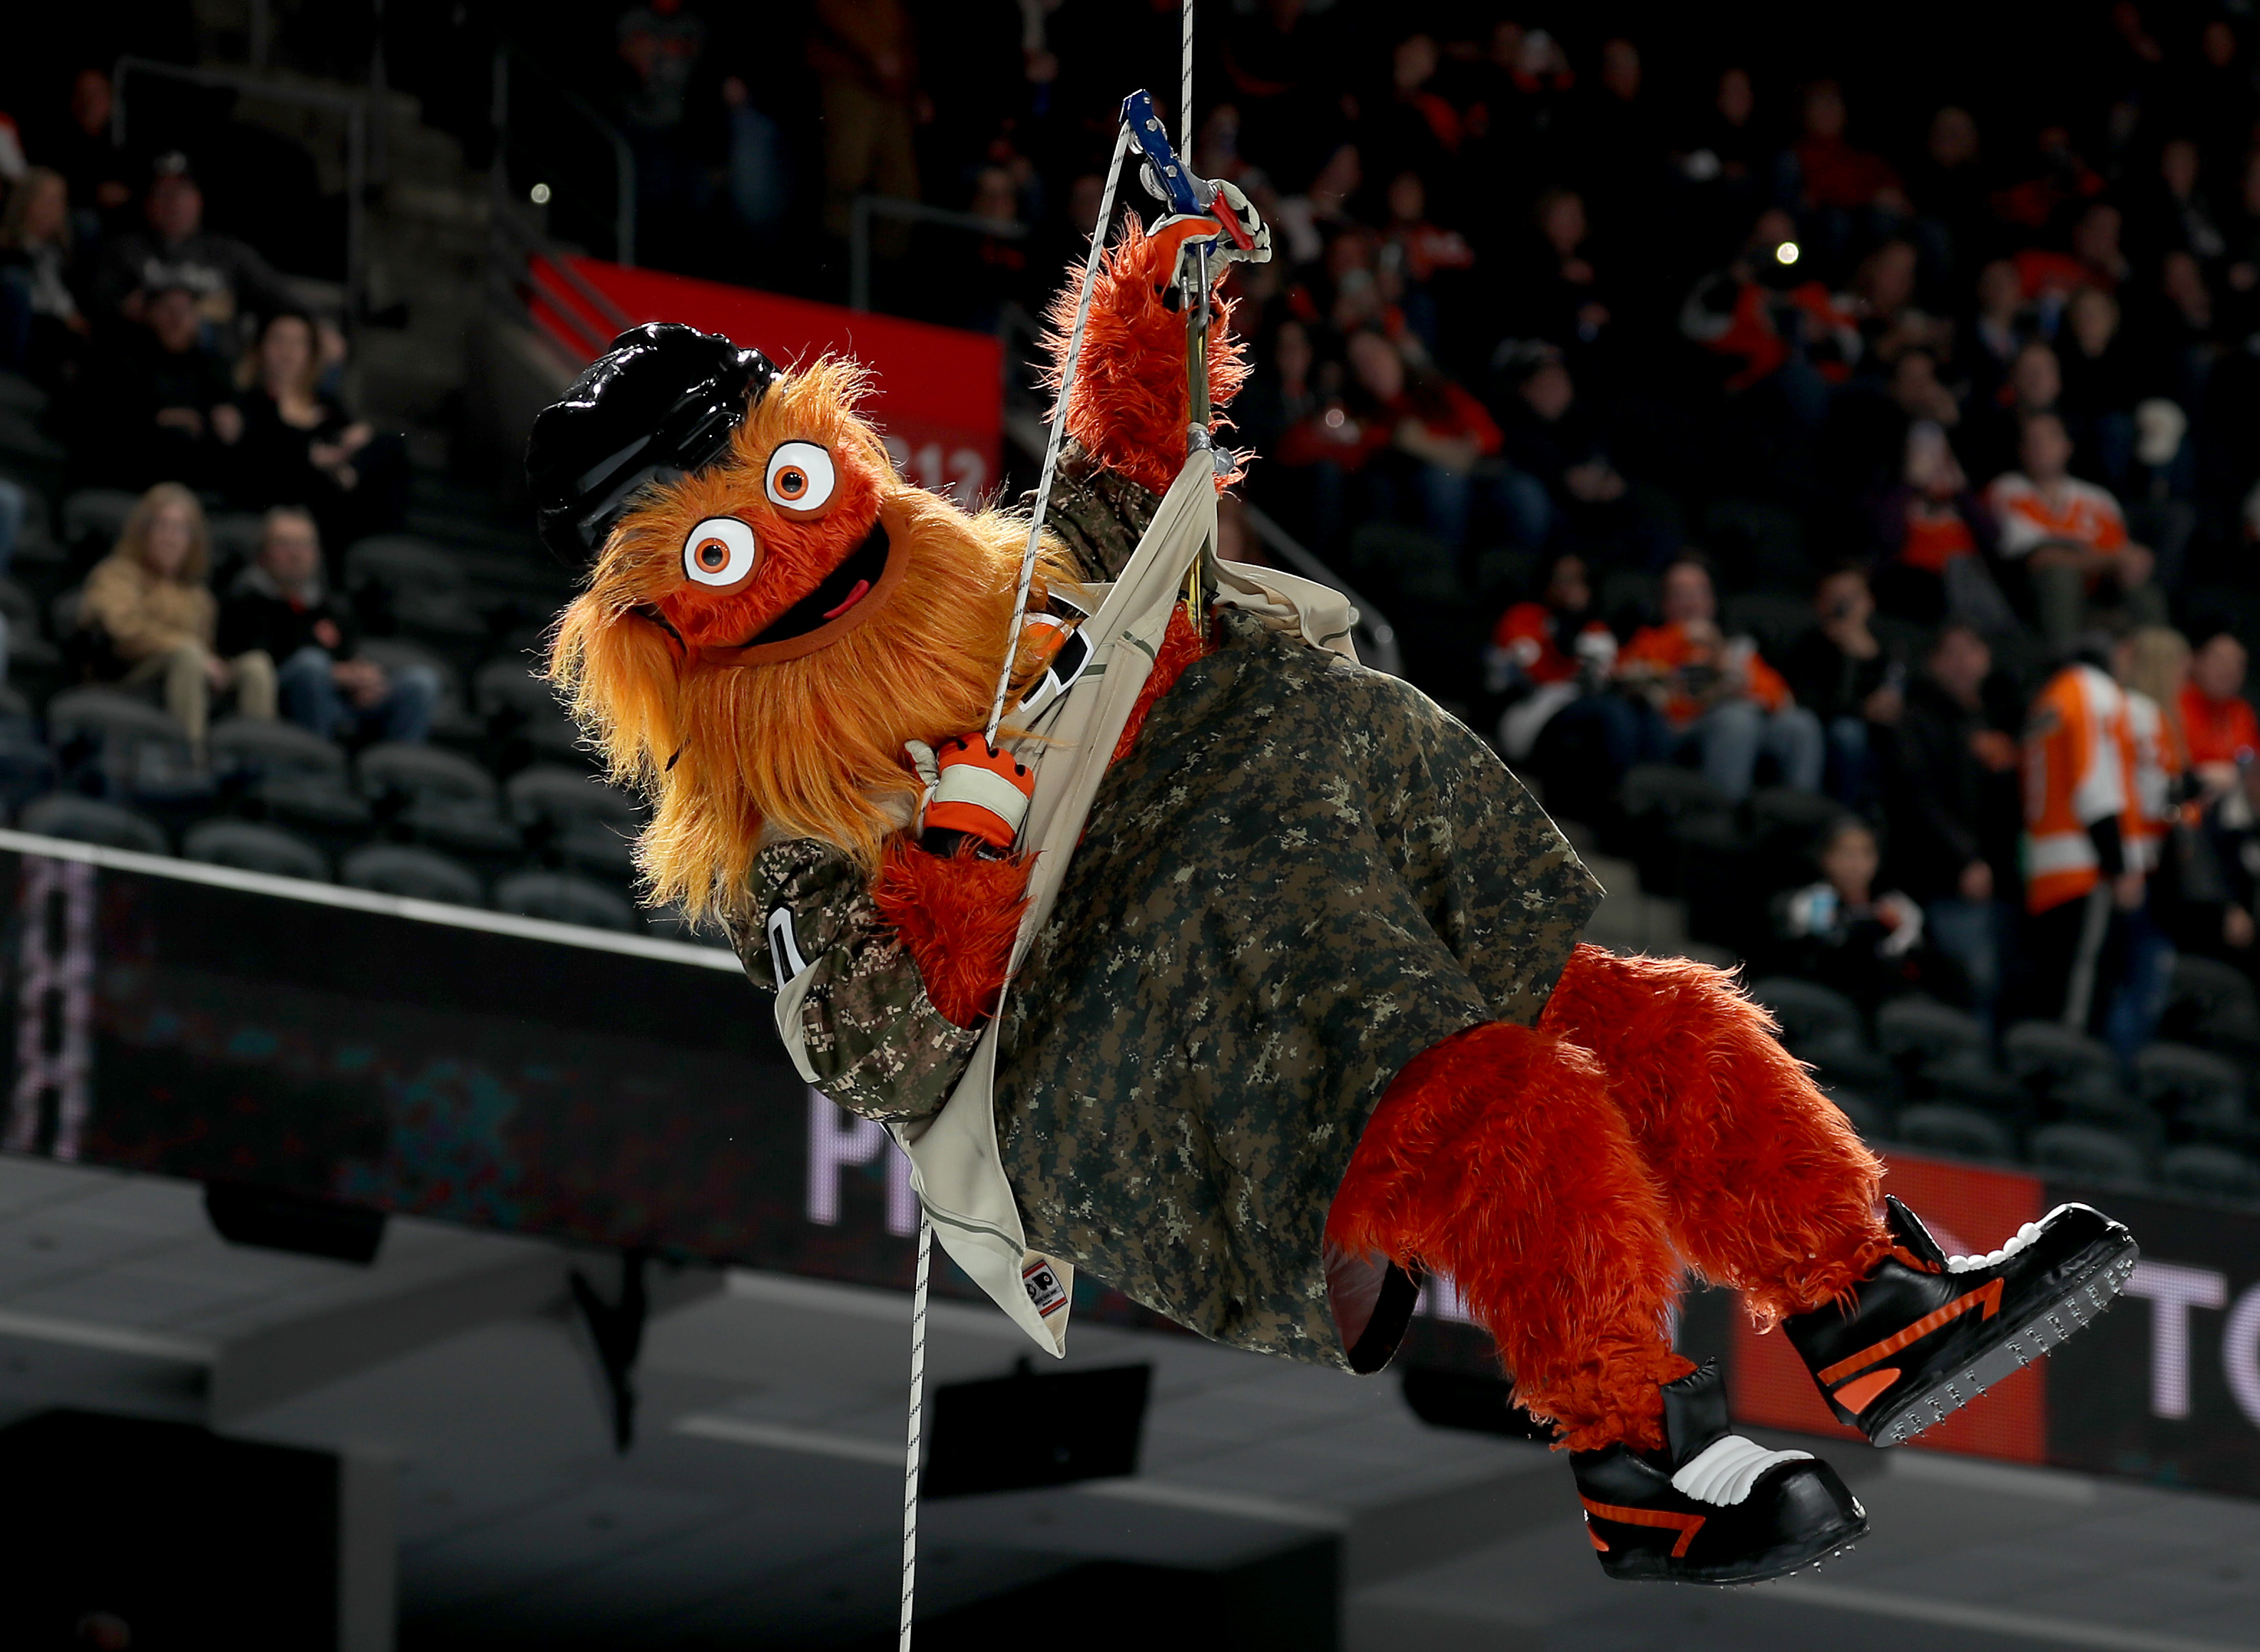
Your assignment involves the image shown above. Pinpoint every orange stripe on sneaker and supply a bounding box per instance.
[1579,1497,1706,1559]
[1831,1366,1901,1416]
[1817,1278,2004,1385]
[1587,1521,1609,1551]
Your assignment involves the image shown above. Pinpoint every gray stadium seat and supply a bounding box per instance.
[344,535,468,598]
[1748,977,1865,1050]
[2002,1021,2120,1101]
[46,688,191,768]
[2157,1144,2260,1203]
[505,764,638,832]
[340,845,483,906]
[253,775,376,841]
[1926,1049,2030,1116]
[1749,785,1850,846]
[183,820,329,882]
[473,658,564,720]
[357,742,497,807]
[1620,765,1731,820]
[1895,1104,2015,1163]
[60,488,140,556]
[492,871,636,932]
[1876,996,1988,1069]
[1823,1087,1889,1143]
[18,794,168,855]
[2134,1043,2248,1141]
[2028,1123,2149,1186]
[208,718,347,784]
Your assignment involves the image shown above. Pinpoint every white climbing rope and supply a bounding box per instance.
[898,1210,932,1652]
[982,120,1135,743]
[908,25,1190,1651]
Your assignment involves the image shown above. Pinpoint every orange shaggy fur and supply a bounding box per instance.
[1043,219,1252,497]
[549,357,1074,922]
[871,840,1032,1028]
[1537,945,1892,1325]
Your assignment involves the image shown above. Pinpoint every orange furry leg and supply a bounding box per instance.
[871,840,1032,1029]
[1328,1022,1693,1453]
[1538,944,1892,1325]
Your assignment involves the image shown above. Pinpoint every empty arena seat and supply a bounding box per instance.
[2156,1144,2260,1203]
[18,794,168,855]
[2027,1123,2148,1186]
[208,718,347,785]
[1747,977,1865,1050]
[357,743,497,808]
[1894,1104,2014,1163]
[1875,996,1987,1069]
[505,764,638,832]
[182,820,329,882]
[340,845,483,907]
[492,871,636,932]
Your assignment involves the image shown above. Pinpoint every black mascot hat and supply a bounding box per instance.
[526,322,778,568]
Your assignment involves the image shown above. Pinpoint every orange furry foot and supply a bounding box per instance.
[871,838,1031,1029]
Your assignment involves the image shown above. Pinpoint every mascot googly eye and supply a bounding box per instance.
[766,442,837,511]
[682,516,758,586]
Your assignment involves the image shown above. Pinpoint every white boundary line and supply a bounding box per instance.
[0,1305,215,1363]
[0,827,743,972]
[673,1412,903,1466]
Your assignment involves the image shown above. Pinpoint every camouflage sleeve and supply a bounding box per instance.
[1027,441,1160,583]
[739,837,982,1125]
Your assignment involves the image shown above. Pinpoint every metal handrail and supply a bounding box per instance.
[487,192,634,366]
[849,195,1027,313]
[492,44,636,268]
[111,56,370,320]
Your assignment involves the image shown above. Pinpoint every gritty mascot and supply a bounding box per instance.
[526,186,2136,1583]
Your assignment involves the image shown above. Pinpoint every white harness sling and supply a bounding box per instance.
[887,454,1360,1355]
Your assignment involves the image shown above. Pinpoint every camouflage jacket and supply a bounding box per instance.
[736,450,1600,1370]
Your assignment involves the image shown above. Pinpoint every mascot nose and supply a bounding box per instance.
[527,322,778,569]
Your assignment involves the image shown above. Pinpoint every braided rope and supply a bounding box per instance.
[1181,0,1196,153]
[983,120,1135,742]
[898,1211,932,1652]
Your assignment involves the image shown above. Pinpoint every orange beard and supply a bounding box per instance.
[549,365,1072,926]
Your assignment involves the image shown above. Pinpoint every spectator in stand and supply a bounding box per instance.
[2149,249,2220,405]
[2110,626,2194,1060]
[1278,328,1530,552]
[615,0,711,263]
[1846,239,1949,366]
[2135,137,2229,267]
[2017,636,2140,1032]
[1514,188,1612,357]
[809,0,920,250]
[1616,554,1823,800]
[218,506,439,745]
[2057,286,2141,489]
[0,168,89,391]
[1680,208,1861,422]
[1380,170,1473,359]
[1962,258,2032,415]
[1773,816,1963,1014]
[1986,410,2161,649]
[1491,342,1667,566]
[229,309,404,553]
[41,69,135,238]
[1891,622,2023,1020]
[1870,421,2013,630]
[1907,106,1989,278]
[79,483,276,748]
[1963,335,2061,483]
[1487,550,1616,763]
[92,155,292,335]
[1669,66,1771,251]
[1787,80,1908,268]
[1781,564,1903,810]
[2182,626,2260,797]
[84,280,242,491]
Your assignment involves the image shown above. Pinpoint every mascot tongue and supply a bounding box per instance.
[737,516,891,648]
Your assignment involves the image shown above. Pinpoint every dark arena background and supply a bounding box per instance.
[4,1,2260,1648]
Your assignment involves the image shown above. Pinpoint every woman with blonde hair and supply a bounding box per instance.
[80,482,276,745]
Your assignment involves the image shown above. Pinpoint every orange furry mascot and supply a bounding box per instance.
[529,210,2136,1586]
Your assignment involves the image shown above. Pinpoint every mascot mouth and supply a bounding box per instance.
[715,514,902,665]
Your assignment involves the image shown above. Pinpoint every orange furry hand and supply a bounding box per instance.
[1040,218,1251,497]
[871,837,1032,1029]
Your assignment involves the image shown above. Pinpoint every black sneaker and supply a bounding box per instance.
[1571,1361,1868,1584]
[1784,1195,2139,1447]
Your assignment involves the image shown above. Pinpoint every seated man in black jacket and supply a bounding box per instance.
[218,507,438,744]
[1885,621,2025,1018]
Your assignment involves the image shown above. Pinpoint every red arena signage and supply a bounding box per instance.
[530,258,1004,507]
